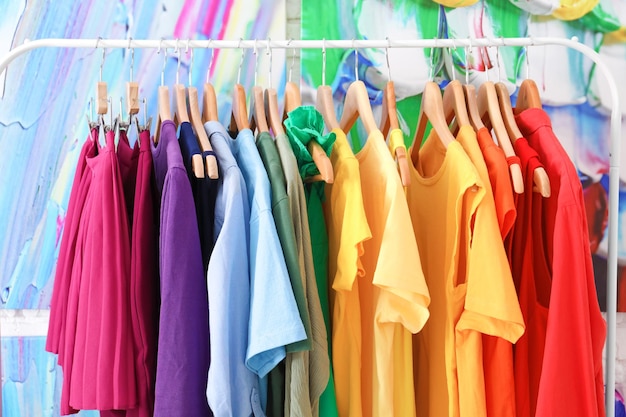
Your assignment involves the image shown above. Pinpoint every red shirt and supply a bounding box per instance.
[516,108,606,417]
[507,137,550,417]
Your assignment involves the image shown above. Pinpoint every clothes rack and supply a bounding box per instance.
[0,36,620,417]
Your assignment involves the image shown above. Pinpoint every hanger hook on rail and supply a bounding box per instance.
[158,38,167,86]
[385,37,392,81]
[465,37,472,85]
[206,39,214,85]
[127,37,134,82]
[187,39,193,86]
[429,37,436,81]
[322,38,327,86]
[267,37,273,88]
[352,38,359,81]
[449,37,457,81]
[288,39,297,84]
[175,38,182,85]
[97,37,105,82]
[253,38,259,86]
[237,38,244,85]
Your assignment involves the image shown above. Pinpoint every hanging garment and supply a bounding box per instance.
[506,137,550,417]
[257,130,329,417]
[275,129,339,417]
[117,129,140,226]
[68,129,137,411]
[225,127,307,413]
[47,130,98,357]
[126,129,159,417]
[455,127,520,417]
[475,127,516,239]
[515,108,606,417]
[408,126,524,417]
[203,121,264,417]
[354,129,429,417]
[322,127,371,417]
[151,120,210,417]
[179,121,219,272]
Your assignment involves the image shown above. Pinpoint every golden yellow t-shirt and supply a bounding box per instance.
[407,127,525,417]
[324,128,371,417]
[355,130,430,417]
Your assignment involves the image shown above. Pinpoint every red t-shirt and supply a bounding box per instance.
[516,108,606,417]
[476,127,517,239]
[507,137,550,417]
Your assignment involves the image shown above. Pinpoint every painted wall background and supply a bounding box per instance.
[1,0,626,415]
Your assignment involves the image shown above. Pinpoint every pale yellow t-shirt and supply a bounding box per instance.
[408,127,525,417]
[324,128,371,417]
[355,130,430,417]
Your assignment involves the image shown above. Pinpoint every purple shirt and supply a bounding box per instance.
[152,120,210,417]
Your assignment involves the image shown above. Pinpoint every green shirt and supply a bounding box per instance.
[284,107,339,417]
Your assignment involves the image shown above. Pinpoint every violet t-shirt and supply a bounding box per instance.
[152,120,210,417]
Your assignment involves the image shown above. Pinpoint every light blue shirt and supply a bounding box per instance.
[228,128,307,376]
[204,122,264,417]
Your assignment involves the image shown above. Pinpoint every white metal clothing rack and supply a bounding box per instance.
[0,37,621,417]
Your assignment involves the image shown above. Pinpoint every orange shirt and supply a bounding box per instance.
[475,127,516,239]
[456,127,519,417]
[408,126,524,417]
[355,130,430,417]
[324,129,371,417]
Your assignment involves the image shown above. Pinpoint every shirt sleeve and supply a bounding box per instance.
[373,172,430,334]
[246,208,307,378]
[456,182,525,344]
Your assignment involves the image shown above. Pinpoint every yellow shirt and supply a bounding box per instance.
[355,130,430,417]
[324,129,371,417]
[408,126,525,417]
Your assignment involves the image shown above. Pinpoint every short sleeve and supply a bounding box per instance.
[246,208,307,377]
[373,172,430,334]
[456,182,525,343]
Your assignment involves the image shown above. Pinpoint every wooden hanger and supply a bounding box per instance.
[172,45,190,128]
[316,42,340,131]
[442,79,471,139]
[477,80,523,193]
[464,84,484,131]
[229,84,249,132]
[496,82,550,197]
[265,87,284,135]
[154,42,172,144]
[379,81,410,187]
[202,43,219,122]
[515,45,543,114]
[249,85,269,134]
[184,42,218,178]
[410,81,456,167]
[339,80,378,134]
[515,79,542,113]
[126,42,140,120]
[284,79,333,183]
[229,43,250,133]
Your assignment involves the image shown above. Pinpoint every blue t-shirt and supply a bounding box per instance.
[226,128,307,376]
[204,121,264,416]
